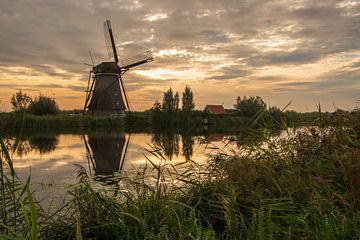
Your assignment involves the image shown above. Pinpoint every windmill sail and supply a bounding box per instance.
[120,51,153,69]
[104,20,119,63]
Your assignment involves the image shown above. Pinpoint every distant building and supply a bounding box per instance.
[203,105,226,114]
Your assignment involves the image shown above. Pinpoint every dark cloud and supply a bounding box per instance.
[253,76,284,82]
[250,51,321,66]
[66,85,86,92]
[314,60,360,89]
[2,0,359,70]
[210,65,252,80]
[36,83,64,89]
[277,81,314,87]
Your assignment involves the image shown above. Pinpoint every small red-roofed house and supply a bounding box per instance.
[204,105,227,114]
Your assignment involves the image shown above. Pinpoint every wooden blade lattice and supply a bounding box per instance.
[120,51,153,69]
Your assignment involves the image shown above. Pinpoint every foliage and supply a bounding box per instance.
[234,96,267,118]
[151,100,161,112]
[151,86,198,129]
[174,92,180,111]
[28,95,59,116]
[10,90,32,112]
[182,85,195,112]
[162,88,179,113]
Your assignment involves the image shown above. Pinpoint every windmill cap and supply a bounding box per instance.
[93,62,120,74]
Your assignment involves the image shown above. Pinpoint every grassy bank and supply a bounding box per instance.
[1,111,359,239]
[1,108,330,134]
[0,113,125,133]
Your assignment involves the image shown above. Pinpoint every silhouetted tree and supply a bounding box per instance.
[151,100,163,124]
[28,95,59,115]
[162,88,180,113]
[234,96,267,118]
[268,106,283,124]
[152,100,162,112]
[182,85,195,111]
[174,92,180,111]
[162,88,174,113]
[11,90,32,112]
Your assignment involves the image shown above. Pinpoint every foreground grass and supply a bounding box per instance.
[1,111,360,239]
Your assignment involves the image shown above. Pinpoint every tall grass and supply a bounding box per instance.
[0,136,40,239]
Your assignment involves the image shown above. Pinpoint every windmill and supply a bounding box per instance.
[83,20,153,115]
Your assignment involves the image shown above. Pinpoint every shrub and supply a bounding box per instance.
[28,95,59,115]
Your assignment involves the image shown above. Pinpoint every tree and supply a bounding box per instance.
[28,95,59,115]
[234,96,267,118]
[11,90,32,112]
[162,88,179,113]
[151,100,162,112]
[268,106,283,123]
[162,88,173,113]
[182,85,195,111]
[174,92,180,111]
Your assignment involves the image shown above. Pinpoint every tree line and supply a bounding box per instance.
[149,86,196,128]
[151,85,195,113]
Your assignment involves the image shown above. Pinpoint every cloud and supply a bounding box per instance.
[210,65,252,80]
[0,0,359,111]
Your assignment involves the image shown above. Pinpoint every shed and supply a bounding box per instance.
[204,105,226,114]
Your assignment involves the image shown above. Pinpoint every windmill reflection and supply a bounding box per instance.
[84,133,130,176]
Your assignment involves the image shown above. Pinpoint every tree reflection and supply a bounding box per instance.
[84,133,129,176]
[15,140,32,157]
[151,132,195,161]
[181,134,194,161]
[151,132,179,160]
[29,136,58,154]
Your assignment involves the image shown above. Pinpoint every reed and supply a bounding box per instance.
[0,136,41,239]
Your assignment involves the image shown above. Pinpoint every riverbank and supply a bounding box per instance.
[0,109,333,135]
[0,113,125,131]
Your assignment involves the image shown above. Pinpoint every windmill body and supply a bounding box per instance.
[83,20,153,115]
[87,62,126,115]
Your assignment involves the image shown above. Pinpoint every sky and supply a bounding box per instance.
[0,0,359,112]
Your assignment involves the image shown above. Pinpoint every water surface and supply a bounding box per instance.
[5,129,283,205]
